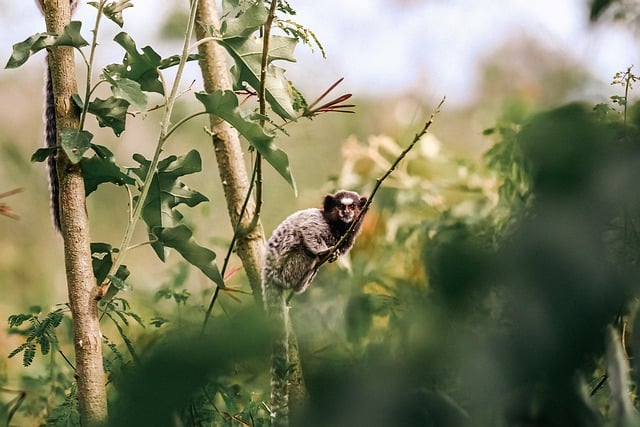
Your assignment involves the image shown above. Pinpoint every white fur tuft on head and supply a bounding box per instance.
[341,197,354,206]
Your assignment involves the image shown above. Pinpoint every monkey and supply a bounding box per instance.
[261,190,367,427]
[37,0,79,232]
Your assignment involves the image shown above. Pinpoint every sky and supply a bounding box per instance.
[1,0,638,107]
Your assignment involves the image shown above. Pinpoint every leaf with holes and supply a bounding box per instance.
[104,32,164,94]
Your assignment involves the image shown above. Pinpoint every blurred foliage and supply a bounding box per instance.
[6,1,640,425]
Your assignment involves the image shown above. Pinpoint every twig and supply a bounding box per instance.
[286,96,446,303]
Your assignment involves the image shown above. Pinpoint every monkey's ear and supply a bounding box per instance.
[359,197,368,207]
[323,194,336,211]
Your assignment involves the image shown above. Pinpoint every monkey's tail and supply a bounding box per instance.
[44,63,61,232]
[263,283,290,427]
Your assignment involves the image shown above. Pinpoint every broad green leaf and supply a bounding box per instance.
[220,35,298,121]
[5,33,55,69]
[103,74,147,112]
[105,32,164,94]
[130,150,209,261]
[88,96,130,136]
[31,146,57,163]
[195,90,296,192]
[220,0,268,38]
[60,128,93,164]
[81,155,136,196]
[53,21,89,48]
[153,225,224,287]
[158,53,200,70]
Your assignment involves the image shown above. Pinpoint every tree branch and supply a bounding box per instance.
[287,96,446,303]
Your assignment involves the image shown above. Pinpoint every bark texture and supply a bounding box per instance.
[192,2,308,424]
[42,1,107,425]
[193,0,266,302]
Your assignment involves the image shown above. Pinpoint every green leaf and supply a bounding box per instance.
[220,35,298,121]
[87,96,130,136]
[158,53,200,70]
[195,90,296,192]
[8,313,34,328]
[153,225,224,287]
[31,146,57,163]
[129,150,209,261]
[103,74,147,112]
[54,21,89,48]
[60,129,93,164]
[220,0,269,38]
[81,155,136,196]
[5,33,55,69]
[91,243,130,288]
[105,32,164,94]
[107,273,131,291]
[103,0,134,27]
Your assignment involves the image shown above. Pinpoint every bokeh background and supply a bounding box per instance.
[2,0,640,424]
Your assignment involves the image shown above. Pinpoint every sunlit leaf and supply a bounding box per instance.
[220,0,268,38]
[221,35,298,121]
[195,90,296,192]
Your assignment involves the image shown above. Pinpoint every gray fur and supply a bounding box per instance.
[261,191,366,426]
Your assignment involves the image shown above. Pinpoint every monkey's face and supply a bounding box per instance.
[336,196,359,223]
[324,190,367,226]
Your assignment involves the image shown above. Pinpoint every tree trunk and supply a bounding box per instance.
[41,1,107,425]
[192,1,309,422]
[193,0,266,302]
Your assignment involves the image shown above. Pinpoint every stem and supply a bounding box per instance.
[101,0,200,294]
[305,97,445,280]
[251,0,279,225]
[165,111,208,140]
[201,157,259,333]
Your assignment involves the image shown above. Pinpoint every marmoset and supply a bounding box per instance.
[261,190,367,427]
[262,190,368,296]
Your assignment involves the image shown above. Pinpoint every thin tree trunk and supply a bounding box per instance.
[193,0,266,302]
[41,1,107,425]
[192,1,308,420]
